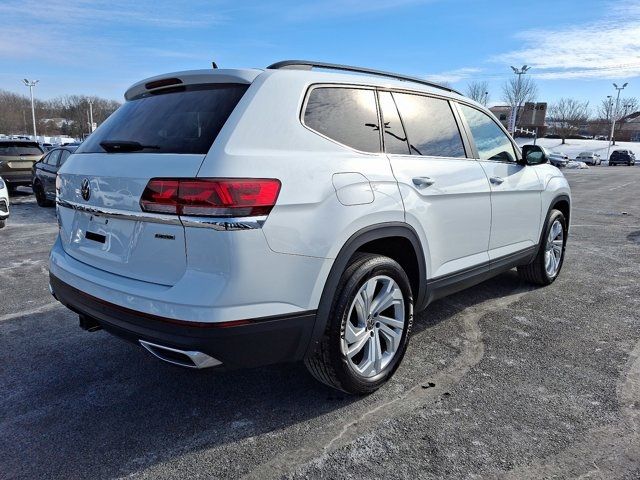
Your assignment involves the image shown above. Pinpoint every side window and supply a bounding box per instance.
[392,93,466,158]
[46,150,61,166]
[459,104,517,162]
[304,87,380,153]
[58,150,71,166]
[378,91,410,155]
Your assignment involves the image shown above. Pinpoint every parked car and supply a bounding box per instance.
[41,143,54,152]
[609,149,636,166]
[0,175,9,228]
[49,61,571,394]
[575,152,601,165]
[548,151,570,168]
[0,140,44,192]
[32,146,78,207]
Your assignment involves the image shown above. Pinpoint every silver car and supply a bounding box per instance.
[576,152,601,165]
[0,175,9,228]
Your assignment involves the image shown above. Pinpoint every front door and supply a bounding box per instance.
[457,104,543,259]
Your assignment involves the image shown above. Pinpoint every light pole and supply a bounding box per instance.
[88,99,95,132]
[606,82,627,160]
[483,91,489,106]
[22,79,39,139]
[509,65,531,134]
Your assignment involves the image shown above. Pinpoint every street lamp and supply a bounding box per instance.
[22,79,39,139]
[88,99,95,132]
[483,91,489,106]
[606,82,628,160]
[509,65,531,134]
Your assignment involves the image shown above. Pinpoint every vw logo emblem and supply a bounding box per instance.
[81,179,91,201]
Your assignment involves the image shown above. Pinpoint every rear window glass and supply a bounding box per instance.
[0,142,44,156]
[77,84,248,155]
[303,87,381,153]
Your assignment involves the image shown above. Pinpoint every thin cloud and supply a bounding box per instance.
[424,67,481,84]
[492,0,640,80]
[285,0,436,20]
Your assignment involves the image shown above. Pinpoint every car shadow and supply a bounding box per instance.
[0,270,532,479]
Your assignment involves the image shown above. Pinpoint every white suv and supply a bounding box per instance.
[49,61,570,394]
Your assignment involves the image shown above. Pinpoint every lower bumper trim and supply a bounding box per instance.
[50,274,317,368]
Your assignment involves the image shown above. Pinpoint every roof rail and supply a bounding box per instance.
[267,60,462,95]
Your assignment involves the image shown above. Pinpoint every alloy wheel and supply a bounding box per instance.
[341,275,405,378]
[544,220,564,277]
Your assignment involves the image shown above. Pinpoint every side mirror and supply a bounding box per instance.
[521,145,548,165]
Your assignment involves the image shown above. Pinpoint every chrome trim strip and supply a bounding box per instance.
[56,199,182,225]
[180,216,267,231]
[56,199,266,230]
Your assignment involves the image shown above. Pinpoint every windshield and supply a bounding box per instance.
[77,84,248,155]
[0,142,44,156]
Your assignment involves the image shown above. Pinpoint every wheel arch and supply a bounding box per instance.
[305,222,427,357]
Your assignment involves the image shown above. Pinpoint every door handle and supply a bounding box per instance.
[412,176,435,188]
[490,176,504,185]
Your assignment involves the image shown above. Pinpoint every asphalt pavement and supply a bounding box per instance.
[1,166,639,479]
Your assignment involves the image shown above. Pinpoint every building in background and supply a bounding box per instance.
[490,102,547,137]
[616,112,640,142]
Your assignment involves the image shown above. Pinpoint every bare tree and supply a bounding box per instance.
[501,75,537,130]
[466,81,489,105]
[548,98,590,144]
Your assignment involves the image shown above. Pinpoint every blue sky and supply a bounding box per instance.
[1,0,639,108]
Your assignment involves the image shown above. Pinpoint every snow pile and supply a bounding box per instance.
[565,161,589,169]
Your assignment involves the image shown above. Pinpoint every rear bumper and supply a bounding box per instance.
[2,172,32,185]
[50,273,317,368]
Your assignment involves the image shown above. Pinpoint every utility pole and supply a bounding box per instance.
[509,65,531,135]
[483,91,489,106]
[22,79,39,139]
[606,82,627,160]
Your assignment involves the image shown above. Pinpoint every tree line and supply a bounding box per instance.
[0,89,120,139]
[465,78,638,144]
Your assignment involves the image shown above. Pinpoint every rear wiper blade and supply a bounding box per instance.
[99,140,160,152]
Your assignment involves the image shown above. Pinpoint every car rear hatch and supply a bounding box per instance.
[56,70,258,286]
[0,142,43,175]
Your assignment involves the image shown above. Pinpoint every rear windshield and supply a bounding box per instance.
[77,84,248,155]
[0,142,44,156]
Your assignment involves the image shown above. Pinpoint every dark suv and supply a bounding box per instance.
[609,149,636,166]
[0,140,44,192]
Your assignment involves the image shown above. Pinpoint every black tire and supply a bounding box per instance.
[305,253,414,394]
[518,209,567,286]
[34,182,54,207]
[0,219,5,229]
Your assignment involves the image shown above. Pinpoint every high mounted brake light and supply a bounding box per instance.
[140,178,281,217]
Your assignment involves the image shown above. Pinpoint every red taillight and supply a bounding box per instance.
[140,178,281,217]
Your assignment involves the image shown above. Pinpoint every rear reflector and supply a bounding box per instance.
[140,178,281,217]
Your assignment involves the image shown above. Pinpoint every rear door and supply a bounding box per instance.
[381,90,492,278]
[57,82,249,286]
[41,149,61,196]
[456,103,543,259]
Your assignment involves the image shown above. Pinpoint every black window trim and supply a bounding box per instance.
[452,101,523,164]
[299,83,384,156]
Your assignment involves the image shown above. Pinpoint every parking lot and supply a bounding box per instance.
[1,167,639,479]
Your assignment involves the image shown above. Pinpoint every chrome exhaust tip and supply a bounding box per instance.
[139,340,222,369]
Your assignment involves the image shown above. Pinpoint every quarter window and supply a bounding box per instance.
[378,91,410,155]
[392,93,466,158]
[459,104,517,162]
[304,87,381,153]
